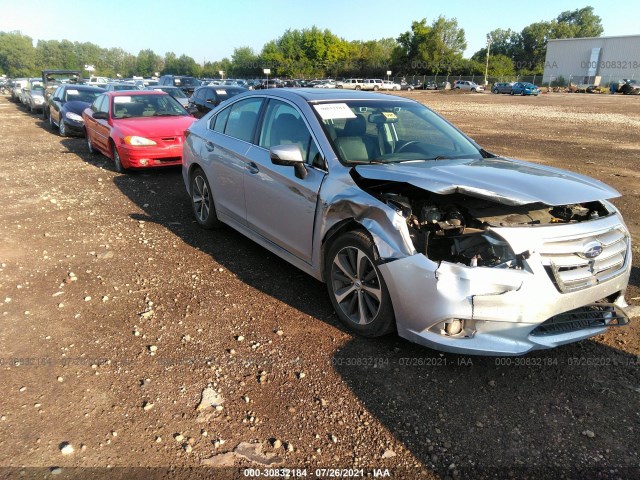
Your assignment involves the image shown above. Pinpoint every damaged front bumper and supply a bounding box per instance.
[378,214,632,355]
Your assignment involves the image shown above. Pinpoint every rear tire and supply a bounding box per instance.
[325,230,395,337]
[190,167,221,229]
[86,130,96,154]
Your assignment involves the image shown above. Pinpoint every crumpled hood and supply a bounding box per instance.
[354,157,620,206]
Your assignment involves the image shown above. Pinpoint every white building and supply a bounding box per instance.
[543,35,640,86]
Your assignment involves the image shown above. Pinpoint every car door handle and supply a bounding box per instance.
[246,162,259,174]
[205,141,215,152]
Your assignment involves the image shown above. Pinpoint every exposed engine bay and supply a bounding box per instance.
[354,176,612,268]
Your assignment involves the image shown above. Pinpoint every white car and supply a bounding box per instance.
[381,81,401,91]
[313,80,336,89]
[454,81,484,92]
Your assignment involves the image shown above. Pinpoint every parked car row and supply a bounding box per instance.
[6,84,633,355]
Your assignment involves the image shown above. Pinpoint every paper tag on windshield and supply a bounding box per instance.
[216,89,227,95]
[314,103,356,120]
[113,96,132,103]
[67,89,79,95]
[382,112,397,120]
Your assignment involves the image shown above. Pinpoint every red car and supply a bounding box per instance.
[83,91,196,172]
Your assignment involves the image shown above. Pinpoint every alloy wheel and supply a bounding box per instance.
[330,246,382,326]
[192,174,211,223]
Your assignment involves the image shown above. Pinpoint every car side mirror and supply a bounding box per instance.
[93,111,109,120]
[270,144,307,179]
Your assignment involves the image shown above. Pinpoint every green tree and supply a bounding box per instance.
[175,54,200,77]
[230,47,260,78]
[202,58,232,79]
[488,54,516,78]
[0,31,37,76]
[36,40,63,71]
[554,6,603,38]
[163,52,178,74]
[519,21,552,73]
[100,47,131,78]
[136,49,163,77]
[391,17,466,75]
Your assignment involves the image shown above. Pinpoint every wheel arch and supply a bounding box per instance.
[187,162,207,194]
[320,219,378,283]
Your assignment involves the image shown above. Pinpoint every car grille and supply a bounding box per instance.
[539,227,629,293]
[530,303,629,336]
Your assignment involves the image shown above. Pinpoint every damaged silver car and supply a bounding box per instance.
[182,89,632,355]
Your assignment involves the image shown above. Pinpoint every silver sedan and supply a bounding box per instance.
[182,89,631,355]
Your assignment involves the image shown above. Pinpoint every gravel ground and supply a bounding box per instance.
[0,91,639,480]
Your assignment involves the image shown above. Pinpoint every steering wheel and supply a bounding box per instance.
[395,141,422,153]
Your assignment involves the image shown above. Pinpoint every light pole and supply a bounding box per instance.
[219,70,225,81]
[263,68,271,88]
[484,34,492,86]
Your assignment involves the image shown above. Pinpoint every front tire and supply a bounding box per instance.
[59,120,67,137]
[190,167,221,229]
[111,142,127,173]
[325,231,395,337]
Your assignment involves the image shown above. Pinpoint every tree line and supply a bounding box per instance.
[0,7,602,80]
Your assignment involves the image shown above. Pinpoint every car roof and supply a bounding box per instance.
[61,84,105,92]
[197,85,247,92]
[107,90,167,97]
[241,88,415,104]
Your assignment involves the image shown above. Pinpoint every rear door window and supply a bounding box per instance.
[223,97,263,143]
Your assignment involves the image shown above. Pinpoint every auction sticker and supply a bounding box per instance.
[314,103,357,120]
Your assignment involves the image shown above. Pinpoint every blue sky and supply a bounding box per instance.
[1,0,638,63]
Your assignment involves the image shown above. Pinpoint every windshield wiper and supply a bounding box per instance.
[153,112,181,116]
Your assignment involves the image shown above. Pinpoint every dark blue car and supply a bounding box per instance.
[510,82,540,96]
[48,84,105,136]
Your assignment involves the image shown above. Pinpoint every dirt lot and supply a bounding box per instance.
[0,91,639,480]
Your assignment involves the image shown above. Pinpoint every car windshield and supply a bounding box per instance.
[66,89,102,103]
[174,77,200,87]
[314,100,482,165]
[112,94,187,119]
[113,84,138,91]
[214,88,245,102]
[152,87,187,99]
